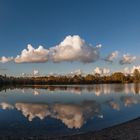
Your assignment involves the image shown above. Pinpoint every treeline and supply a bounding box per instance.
[0,69,140,85]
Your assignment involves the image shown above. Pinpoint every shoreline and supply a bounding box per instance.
[41,117,140,140]
[0,117,140,140]
[45,117,140,140]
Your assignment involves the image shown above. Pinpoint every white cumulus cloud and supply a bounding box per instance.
[93,67,110,75]
[123,67,131,75]
[70,69,83,76]
[119,54,136,65]
[0,56,14,63]
[131,65,140,73]
[14,44,49,63]
[9,35,101,64]
[104,51,118,63]
[33,69,39,76]
[49,35,101,63]
[0,35,137,66]
[123,65,140,75]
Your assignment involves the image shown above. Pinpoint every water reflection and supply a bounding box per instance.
[121,96,138,107]
[50,101,102,129]
[16,103,49,121]
[0,84,140,134]
[0,94,140,129]
[1,83,140,95]
[0,102,14,110]
[106,100,120,111]
[33,89,40,95]
[43,84,140,95]
[0,101,102,129]
[24,84,140,96]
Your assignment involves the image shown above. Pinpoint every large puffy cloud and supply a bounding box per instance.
[13,35,101,63]
[15,44,49,63]
[119,54,136,65]
[103,51,118,63]
[0,56,14,63]
[49,35,101,63]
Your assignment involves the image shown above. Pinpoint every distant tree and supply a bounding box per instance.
[94,73,101,83]
[84,74,95,84]
[133,69,140,83]
[125,74,133,83]
[72,75,84,84]
[111,72,125,83]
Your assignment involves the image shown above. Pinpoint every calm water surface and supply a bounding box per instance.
[0,84,140,137]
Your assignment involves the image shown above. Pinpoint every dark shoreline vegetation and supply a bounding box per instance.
[0,69,140,85]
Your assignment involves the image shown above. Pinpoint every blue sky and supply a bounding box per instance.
[0,0,140,76]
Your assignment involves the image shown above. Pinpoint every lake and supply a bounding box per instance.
[0,83,140,137]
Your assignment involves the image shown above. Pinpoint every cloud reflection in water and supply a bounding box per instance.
[121,96,138,107]
[106,100,120,111]
[0,94,139,129]
[0,102,14,110]
[15,101,102,129]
